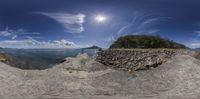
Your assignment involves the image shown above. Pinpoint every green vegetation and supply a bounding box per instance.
[110,35,188,49]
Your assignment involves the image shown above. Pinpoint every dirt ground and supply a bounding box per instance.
[0,54,200,98]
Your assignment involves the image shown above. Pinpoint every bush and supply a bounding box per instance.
[110,35,187,49]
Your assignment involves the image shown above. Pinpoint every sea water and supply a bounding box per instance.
[0,48,97,69]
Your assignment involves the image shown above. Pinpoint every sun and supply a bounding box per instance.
[95,15,107,23]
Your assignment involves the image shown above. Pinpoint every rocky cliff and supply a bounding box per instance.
[96,49,195,72]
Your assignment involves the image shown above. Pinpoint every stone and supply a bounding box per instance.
[96,49,194,72]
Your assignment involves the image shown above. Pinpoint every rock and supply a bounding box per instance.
[60,59,66,63]
[96,49,194,71]
[0,53,200,98]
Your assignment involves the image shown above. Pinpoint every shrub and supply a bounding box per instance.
[110,35,187,49]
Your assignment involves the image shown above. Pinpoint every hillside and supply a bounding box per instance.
[110,35,187,49]
[83,45,101,49]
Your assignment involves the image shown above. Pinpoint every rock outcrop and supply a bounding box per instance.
[0,53,13,63]
[96,49,195,71]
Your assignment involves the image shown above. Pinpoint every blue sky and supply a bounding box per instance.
[0,0,200,48]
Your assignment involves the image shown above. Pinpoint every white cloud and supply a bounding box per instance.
[35,12,86,33]
[194,31,200,36]
[11,35,17,39]
[185,40,200,48]
[118,12,166,37]
[20,32,41,35]
[25,36,42,39]
[0,38,84,49]
[0,27,41,40]
[187,43,200,48]
[0,27,18,39]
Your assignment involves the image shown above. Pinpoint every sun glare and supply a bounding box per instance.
[95,15,107,23]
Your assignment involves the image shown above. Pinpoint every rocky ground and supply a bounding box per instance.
[96,49,195,72]
[1,53,200,98]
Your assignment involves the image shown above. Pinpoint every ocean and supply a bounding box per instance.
[0,48,98,70]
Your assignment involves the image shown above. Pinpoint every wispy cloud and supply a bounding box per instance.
[20,32,40,35]
[0,38,84,49]
[0,27,18,39]
[104,36,115,42]
[194,30,200,36]
[35,12,86,33]
[25,36,42,39]
[0,27,41,40]
[118,12,167,37]
[12,35,17,39]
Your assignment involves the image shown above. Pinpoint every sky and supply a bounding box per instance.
[0,0,200,48]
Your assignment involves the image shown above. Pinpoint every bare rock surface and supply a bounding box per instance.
[0,53,200,98]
